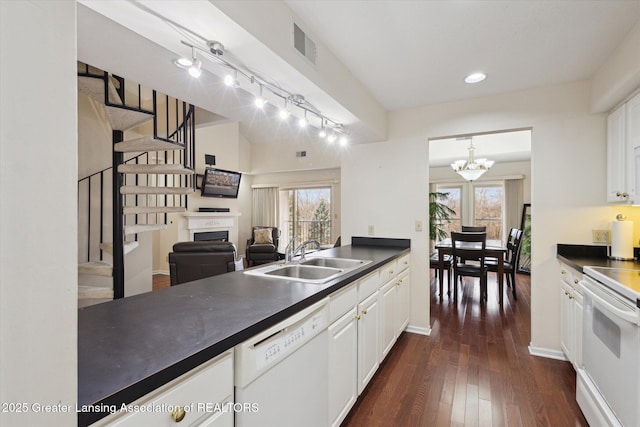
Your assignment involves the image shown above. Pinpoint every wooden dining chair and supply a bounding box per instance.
[430,251,453,296]
[451,231,488,302]
[486,228,523,300]
[461,225,486,232]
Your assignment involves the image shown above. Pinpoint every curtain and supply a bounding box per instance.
[252,187,279,227]
[505,178,524,233]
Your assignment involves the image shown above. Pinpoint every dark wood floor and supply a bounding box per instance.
[152,273,171,291]
[343,271,588,427]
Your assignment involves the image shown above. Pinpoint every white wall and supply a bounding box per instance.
[342,139,431,334]
[250,137,343,173]
[342,80,632,351]
[0,1,77,425]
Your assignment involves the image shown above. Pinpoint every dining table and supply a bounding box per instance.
[434,238,509,305]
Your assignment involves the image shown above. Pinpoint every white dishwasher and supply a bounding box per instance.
[235,297,329,427]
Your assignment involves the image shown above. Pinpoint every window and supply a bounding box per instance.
[281,188,332,246]
[473,183,504,241]
[435,182,505,241]
[435,185,462,236]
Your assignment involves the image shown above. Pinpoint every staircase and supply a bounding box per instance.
[77,63,195,307]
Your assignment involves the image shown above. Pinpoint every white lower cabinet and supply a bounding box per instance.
[559,263,583,369]
[379,279,397,360]
[93,350,234,427]
[328,307,359,427]
[396,270,410,335]
[357,290,380,395]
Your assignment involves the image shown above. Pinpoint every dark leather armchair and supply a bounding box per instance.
[169,241,237,286]
[246,226,280,266]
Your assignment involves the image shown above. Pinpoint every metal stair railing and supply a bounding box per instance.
[77,63,195,299]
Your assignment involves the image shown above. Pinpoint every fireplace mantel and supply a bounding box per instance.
[180,212,242,242]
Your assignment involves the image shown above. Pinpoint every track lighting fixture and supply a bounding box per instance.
[254,84,267,109]
[208,40,225,56]
[279,99,291,120]
[173,38,350,142]
[174,46,202,78]
[223,69,239,88]
[298,111,308,128]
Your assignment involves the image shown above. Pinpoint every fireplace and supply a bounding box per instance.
[180,212,242,244]
[194,230,229,242]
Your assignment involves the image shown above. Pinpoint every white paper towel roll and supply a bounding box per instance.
[611,219,634,259]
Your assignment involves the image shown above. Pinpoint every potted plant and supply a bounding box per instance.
[429,191,456,253]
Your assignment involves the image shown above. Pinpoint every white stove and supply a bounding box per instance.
[578,266,640,427]
[584,266,640,308]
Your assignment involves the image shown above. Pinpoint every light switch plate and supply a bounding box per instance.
[415,220,423,232]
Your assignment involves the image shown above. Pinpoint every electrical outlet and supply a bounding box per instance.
[415,220,423,232]
[592,229,610,244]
[368,225,375,236]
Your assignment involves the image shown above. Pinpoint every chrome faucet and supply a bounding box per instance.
[285,238,321,263]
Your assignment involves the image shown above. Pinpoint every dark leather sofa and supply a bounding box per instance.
[169,241,237,286]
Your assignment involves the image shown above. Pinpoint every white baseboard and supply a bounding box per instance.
[405,324,432,336]
[528,343,568,361]
[153,270,169,276]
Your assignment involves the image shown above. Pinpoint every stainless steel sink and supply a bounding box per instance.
[265,265,342,281]
[244,257,371,284]
[300,257,370,269]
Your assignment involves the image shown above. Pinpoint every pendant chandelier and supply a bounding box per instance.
[450,138,494,181]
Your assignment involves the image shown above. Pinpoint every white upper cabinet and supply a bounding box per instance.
[607,92,640,204]
[628,93,640,202]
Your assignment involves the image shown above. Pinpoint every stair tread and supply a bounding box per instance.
[105,105,154,131]
[77,75,123,105]
[78,261,113,277]
[124,224,167,235]
[121,186,194,195]
[123,206,186,215]
[99,241,139,256]
[114,136,185,153]
[118,164,195,174]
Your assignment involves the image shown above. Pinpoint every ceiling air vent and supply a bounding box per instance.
[293,23,316,64]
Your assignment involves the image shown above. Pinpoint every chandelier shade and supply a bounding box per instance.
[450,139,494,181]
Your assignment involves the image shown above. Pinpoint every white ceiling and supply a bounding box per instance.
[286,0,640,110]
[78,0,640,149]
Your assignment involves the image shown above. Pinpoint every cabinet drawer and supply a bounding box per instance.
[358,270,380,301]
[380,260,398,283]
[397,254,410,272]
[95,351,233,426]
[559,262,581,290]
[330,282,358,324]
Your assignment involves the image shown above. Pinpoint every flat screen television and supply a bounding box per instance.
[200,167,242,198]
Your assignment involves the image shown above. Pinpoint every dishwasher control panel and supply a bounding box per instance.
[234,298,329,388]
[259,312,325,368]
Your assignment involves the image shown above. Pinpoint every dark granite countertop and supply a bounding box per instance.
[78,239,409,425]
[556,243,640,273]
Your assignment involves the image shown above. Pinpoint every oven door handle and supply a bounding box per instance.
[581,280,638,325]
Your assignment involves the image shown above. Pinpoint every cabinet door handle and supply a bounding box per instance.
[171,407,186,423]
[561,270,566,275]
[389,269,394,274]
[362,309,368,315]
[355,314,361,320]
[574,279,579,285]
